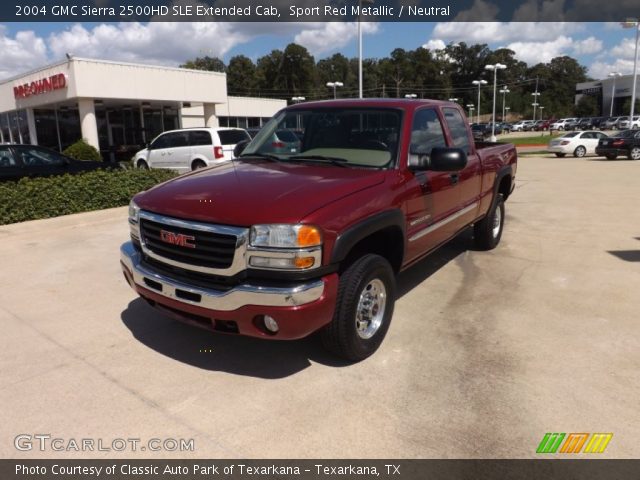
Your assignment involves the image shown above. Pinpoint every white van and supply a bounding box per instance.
[133,128,251,172]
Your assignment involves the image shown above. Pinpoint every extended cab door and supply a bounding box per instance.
[404,107,460,262]
[441,107,482,231]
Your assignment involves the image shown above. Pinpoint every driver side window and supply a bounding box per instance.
[410,109,446,155]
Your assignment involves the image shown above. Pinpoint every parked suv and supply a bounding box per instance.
[511,120,536,132]
[134,128,251,172]
[618,116,640,130]
[601,117,621,130]
[550,118,578,131]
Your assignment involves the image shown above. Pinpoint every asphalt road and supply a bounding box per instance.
[2,154,639,459]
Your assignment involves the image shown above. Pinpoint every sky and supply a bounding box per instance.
[0,21,636,81]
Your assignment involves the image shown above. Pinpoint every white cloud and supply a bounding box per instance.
[422,39,446,51]
[432,22,583,45]
[573,36,603,55]
[610,37,638,60]
[293,22,379,56]
[0,25,49,79]
[505,36,576,64]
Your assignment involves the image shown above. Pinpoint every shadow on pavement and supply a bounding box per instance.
[121,229,472,378]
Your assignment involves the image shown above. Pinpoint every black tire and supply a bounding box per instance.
[321,254,396,362]
[474,194,505,251]
[192,160,207,170]
[136,159,149,169]
[555,153,566,158]
[573,146,586,158]
[605,154,617,160]
[628,147,640,160]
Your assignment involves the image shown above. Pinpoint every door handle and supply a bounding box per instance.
[450,173,459,185]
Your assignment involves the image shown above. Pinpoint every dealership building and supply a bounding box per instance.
[0,57,286,160]
[575,73,639,116]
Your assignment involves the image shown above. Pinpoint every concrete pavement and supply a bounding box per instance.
[1,154,639,458]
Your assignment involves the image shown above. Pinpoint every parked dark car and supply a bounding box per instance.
[595,129,640,160]
[565,118,581,130]
[534,119,553,131]
[0,144,110,181]
[471,123,491,140]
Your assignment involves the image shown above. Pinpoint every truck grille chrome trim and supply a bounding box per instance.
[138,211,249,276]
[409,202,479,242]
[121,242,324,311]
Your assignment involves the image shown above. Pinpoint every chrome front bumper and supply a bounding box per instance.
[120,242,325,311]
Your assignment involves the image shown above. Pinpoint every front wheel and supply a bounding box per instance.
[321,254,396,362]
[136,159,149,169]
[629,147,640,160]
[474,194,505,251]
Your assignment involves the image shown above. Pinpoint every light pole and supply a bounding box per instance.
[485,63,507,142]
[505,106,510,122]
[448,97,459,102]
[539,106,544,120]
[466,104,475,121]
[404,93,417,99]
[472,79,488,124]
[608,72,622,116]
[326,81,343,99]
[358,0,375,99]
[499,86,510,121]
[531,92,541,121]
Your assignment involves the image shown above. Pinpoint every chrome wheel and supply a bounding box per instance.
[631,147,640,160]
[574,146,586,158]
[355,279,387,340]
[492,205,502,238]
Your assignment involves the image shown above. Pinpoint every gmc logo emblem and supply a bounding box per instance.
[160,230,196,248]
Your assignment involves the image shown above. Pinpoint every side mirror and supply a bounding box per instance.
[429,147,467,171]
[233,139,250,158]
[145,142,150,149]
[409,147,467,172]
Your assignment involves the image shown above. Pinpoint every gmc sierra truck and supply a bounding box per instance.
[121,99,517,361]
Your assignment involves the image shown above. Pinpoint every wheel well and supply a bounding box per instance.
[340,227,404,274]
[136,158,148,166]
[191,158,207,169]
[498,175,512,200]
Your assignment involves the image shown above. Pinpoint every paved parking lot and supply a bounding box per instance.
[2,154,639,459]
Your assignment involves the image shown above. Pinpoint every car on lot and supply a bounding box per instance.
[577,117,603,130]
[471,123,491,140]
[133,127,251,172]
[121,98,517,361]
[600,116,620,130]
[618,115,640,130]
[533,119,554,131]
[550,118,578,131]
[511,120,536,132]
[0,144,111,181]
[547,131,608,158]
[595,129,640,160]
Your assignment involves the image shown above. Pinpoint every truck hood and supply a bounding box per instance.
[135,159,387,226]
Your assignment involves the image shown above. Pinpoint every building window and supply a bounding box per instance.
[57,108,81,151]
[34,109,59,150]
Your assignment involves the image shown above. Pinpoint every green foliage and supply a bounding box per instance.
[574,95,599,117]
[0,168,177,225]
[62,139,102,162]
[621,97,640,115]
[180,56,226,72]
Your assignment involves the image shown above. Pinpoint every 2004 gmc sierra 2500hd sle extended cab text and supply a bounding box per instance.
[121,99,517,361]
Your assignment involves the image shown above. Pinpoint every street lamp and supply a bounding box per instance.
[291,96,306,103]
[358,0,375,99]
[531,92,541,121]
[448,97,459,102]
[326,81,343,99]
[485,63,507,142]
[539,106,545,120]
[505,106,511,121]
[472,79,488,124]
[499,86,510,121]
[608,72,622,117]
[405,93,417,99]
[466,104,475,121]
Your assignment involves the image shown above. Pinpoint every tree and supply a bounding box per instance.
[256,49,285,95]
[281,43,316,96]
[574,95,599,117]
[621,97,640,115]
[180,56,226,72]
[226,55,257,96]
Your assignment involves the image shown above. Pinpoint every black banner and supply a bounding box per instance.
[5,0,640,22]
[3,460,640,480]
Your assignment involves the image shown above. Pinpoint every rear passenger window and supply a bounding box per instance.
[410,109,446,155]
[443,108,472,154]
[188,130,212,146]
[218,130,250,145]
[165,132,189,148]
[0,147,16,167]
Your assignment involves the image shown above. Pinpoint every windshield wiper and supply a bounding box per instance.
[288,155,350,167]
[238,153,282,162]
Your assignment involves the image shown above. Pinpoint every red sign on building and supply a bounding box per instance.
[13,73,67,99]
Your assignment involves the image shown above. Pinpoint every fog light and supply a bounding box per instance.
[263,315,279,333]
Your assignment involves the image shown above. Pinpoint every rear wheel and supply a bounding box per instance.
[192,160,207,170]
[555,153,566,158]
[136,159,149,169]
[629,147,640,160]
[573,146,586,158]
[321,254,396,362]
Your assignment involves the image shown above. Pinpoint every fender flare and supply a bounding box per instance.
[330,209,405,264]
[493,165,514,200]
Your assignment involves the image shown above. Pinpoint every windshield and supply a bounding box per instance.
[241,108,403,168]
[613,130,634,138]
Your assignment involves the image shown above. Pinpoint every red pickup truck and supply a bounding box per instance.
[121,99,517,361]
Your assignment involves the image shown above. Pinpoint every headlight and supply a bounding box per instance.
[250,224,322,248]
[128,200,140,223]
